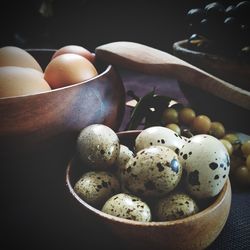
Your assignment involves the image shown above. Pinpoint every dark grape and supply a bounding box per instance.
[200,17,224,45]
[224,17,241,30]
[223,17,242,37]
[225,5,236,17]
[184,1,250,59]
[221,17,243,52]
[240,24,250,46]
[199,18,210,37]
[187,8,205,24]
[188,34,210,51]
[205,2,225,21]
[239,46,250,62]
[234,1,250,24]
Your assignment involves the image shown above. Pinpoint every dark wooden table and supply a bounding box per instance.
[2,68,249,250]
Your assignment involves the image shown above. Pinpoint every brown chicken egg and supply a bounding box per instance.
[51,45,95,63]
[0,66,51,98]
[44,53,98,89]
[0,46,43,72]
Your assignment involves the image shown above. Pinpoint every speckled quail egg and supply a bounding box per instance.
[116,144,134,172]
[123,146,182,198]
[179,134,230,199]
[74,171,120,207]
[154,192,199,221]
[135,126,186,154]
[101,193,151,222]
[115,145,134,193]
[77,124,120,169]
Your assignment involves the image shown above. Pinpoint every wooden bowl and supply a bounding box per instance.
[173,40,250,92]
[66,130,232,250]
[0,49,125,159]
[173,40,250,133]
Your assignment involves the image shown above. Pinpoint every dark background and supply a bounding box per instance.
[1,0,241,53]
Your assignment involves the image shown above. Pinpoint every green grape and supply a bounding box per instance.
[162,108,178,124]
[178,107,196,125]
[246,155,250,170]
[234,165,250,186]
[241,140,250,156]
[209,121,225,138]
[220,139,233,156]
[166,123,181,135]
[191,115,211,134]
[223,133,241,151]
[230,155,245,173]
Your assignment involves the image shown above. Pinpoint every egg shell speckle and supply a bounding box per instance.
[102,193,151,222]
[77,124,120,170]
[74,171,120,207]
[123,146,182,198]
[179,134,230,198]
[135,126,186,153]
[154,192,199,221]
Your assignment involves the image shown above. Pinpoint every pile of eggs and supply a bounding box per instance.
[0,45,97,98]
[74,124,230,222]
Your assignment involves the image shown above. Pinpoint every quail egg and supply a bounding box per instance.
[135,126,186,154]
[101,193,151,222]
[116,144,134,172]
[74,171,120,207]
[77,124,120,169]
[123,146,182,198]
[154,192,199,221]
[115,144,134,193]
[179,134,230,198]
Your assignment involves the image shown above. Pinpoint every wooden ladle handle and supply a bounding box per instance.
[95,41,250,110]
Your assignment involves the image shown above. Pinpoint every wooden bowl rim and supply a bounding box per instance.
[173,39,250,66]
[66,130,232,227]
[0,51,113,101]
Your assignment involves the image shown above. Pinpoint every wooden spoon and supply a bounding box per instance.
[95,41,250,110]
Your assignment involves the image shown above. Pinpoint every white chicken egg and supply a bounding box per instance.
[135,126,186,153]
[0,46,43,72]
[179,134,230,199]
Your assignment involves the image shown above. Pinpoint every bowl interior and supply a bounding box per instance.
[66,130,232,249]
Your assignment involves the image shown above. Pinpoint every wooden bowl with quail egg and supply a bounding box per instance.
[66,127,232,250]
[0,46,125,159]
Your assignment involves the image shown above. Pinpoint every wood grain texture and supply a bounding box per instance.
[66,130,232,250]
[95,41,250,110]
[0,49,125,158]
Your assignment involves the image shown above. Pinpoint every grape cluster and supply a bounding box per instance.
[186,1,250,61]
[162,105,250,189]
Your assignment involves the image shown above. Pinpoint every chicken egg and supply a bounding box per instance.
[0,46,43,72]
[44,53,98,89]
[51,45,95,63]
[0,66,51,98]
